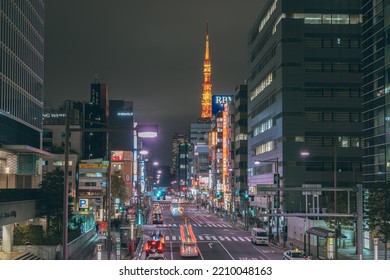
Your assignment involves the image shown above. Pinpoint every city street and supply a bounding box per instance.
[139,201,284,260]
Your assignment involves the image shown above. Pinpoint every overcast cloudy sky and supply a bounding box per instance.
[44,0,265,165]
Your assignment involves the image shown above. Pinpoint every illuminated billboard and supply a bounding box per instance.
[111,151,124,161]
[212,94,234,115]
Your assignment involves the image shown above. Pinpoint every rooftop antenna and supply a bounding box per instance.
[93,72,100,84]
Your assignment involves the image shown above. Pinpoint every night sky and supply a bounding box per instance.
[44,0,265,165]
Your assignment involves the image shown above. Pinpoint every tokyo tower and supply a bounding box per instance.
[201,22,212,120]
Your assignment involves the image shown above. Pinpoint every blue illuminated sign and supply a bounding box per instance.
[212,94,234,115]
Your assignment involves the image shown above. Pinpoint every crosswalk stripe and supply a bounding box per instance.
[164,223,233,228]
[163,235,250,242]
[219,236,231,241]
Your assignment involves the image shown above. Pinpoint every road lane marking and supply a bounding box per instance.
[219,236,231,241]
[217,240,235,260]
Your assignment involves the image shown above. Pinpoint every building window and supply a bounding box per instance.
[253,141,275,156]
[250,72,274,101]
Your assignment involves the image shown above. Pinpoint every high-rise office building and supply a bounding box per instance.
[0,0,44,149]
[108,100,134,151]
[247,0,363,213]
[233,84,248,215]
[84,82,109,159]
[171,133,188,190]
[0,0,47,255]
[362,0,390,184]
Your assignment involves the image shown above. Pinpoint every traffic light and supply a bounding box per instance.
[273,173,280,185]
[244,192,249,200]
[274,193,280,208]
[216,191,223,199]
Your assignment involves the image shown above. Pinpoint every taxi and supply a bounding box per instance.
[283,249,311,260]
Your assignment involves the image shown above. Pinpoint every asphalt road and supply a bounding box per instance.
[140,201,284,260]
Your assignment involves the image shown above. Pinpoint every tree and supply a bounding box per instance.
[324,190,356,230]
[37,167,74,243]
[111,171,127,204]
[365,183,390,260]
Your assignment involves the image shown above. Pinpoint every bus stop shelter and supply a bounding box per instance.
[306,227,346,260]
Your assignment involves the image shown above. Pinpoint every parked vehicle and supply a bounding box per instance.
[251,228,269,245]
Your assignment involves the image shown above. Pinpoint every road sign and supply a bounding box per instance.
[302,184,322,195]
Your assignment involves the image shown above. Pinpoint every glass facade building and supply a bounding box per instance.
[362,0,390,184]
[0,0,45,148]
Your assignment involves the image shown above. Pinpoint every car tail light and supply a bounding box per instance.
[194,247,198,253]
[151,241,156,246]
[158,243,164,251]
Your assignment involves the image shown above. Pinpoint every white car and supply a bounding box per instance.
[283,249,311,260]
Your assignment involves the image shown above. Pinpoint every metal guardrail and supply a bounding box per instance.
[24,243,52,260]
[68,228,95,258]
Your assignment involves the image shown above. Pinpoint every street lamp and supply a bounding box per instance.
[228,168,235,223]
[137,149,149,225]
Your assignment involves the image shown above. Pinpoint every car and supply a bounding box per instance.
[251,228,269,245]
[145,240,164,258]
[152,213,163,224]
[151,230,165,245]
[180,243,199,257]
[283,249,311,260]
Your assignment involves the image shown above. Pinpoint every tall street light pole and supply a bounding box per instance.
[63,107,70,260]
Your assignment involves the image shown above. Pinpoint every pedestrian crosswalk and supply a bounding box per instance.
[164,235,251,242]
[163,223,233,228]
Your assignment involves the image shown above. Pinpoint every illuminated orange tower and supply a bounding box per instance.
[201,22,212,120]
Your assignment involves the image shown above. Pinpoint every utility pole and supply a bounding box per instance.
[62,106,70,260]
[275,158,280,243]
[106,137,112,260]
[356,184,363,259]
